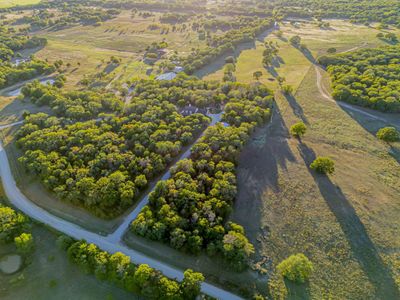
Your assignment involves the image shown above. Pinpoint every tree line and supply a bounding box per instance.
[62,238,205,300]
[319,45,400,112]
[181,18,274,74]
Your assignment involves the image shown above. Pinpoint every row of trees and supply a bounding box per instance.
[64,238,204,300]
[22,6,120,30]
[319,45,400,112]
[181,18,274,74]
[131,82,274,271]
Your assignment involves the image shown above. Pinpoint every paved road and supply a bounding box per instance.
[0,114,241,300]
[315,65,400,129]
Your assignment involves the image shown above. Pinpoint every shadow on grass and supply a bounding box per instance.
[232,105,297,244]
[194,28,274,78]
[283,93,309,125]
[297,141,400,300]
[285,279,311,300]
[338,105,400,165]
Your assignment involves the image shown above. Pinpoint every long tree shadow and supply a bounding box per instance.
[283,93,309,124]
[342,107,400,165]
[286,280,311,300]
[297,141,400,300]
[194,28,274,78]
[232,105,297,243]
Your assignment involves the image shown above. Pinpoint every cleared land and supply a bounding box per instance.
[224,20,400,299]
[0,0,39,8]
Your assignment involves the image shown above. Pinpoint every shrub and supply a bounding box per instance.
[290,122,307,138]
[14,232,34,254]
[277,253,313,283]
[376,127,399,143]
[268,273,288,300]
[310,157,335,174]
[281,85,293,95]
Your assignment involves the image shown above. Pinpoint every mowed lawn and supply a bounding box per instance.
[0,0,40,8]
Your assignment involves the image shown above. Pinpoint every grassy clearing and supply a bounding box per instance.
[204,20,399,91]
[231,65,400,298]
[0,0,40,8]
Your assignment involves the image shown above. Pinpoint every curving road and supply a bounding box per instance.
[315,65,400,129]
[0,113,242,300]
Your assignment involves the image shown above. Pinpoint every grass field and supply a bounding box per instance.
[223,20,400,297]
[0,0,40,8]
[204,20,399,90]
[122,19,400,298]
[34,10,207,89]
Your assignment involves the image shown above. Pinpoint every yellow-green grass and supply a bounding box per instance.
[35,39,143,89]
[0,0,40,8]
[204,20,399,91]
[230,66,400,298]
[39,11,205,55]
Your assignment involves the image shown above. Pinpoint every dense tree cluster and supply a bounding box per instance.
[182,18,273,74]
[65,239,204,299]
[131,83,273,271]
[319,46,400,112]
[17,99,209,217]
[21,81,123,120]
[0,59,55,89]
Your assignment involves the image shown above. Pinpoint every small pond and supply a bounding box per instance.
[0,254,22,274]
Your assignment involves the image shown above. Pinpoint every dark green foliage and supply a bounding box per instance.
[319,46,400,112]
[66,240,204,300]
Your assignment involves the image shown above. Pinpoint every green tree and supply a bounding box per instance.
[180,269,205,299]
[310,157,335,174]
[290,122,307,138]
[14,232,34,254]
[0,206,28,243]
[277,253,314,283]
[376,127,399,142]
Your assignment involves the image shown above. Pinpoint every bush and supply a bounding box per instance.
[281,85,293,95]
[14,232,34,254]
[277,253,313,283]
[310,157,335,174]
[376,127,399,143]
[290,122,307,138]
